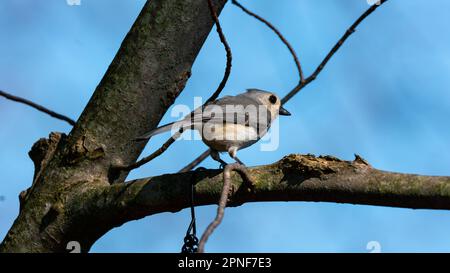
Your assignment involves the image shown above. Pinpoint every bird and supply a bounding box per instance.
[136,88,291,166]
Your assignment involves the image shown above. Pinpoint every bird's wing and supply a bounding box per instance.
[192,96,272,129]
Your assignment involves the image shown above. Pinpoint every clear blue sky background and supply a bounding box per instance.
[1,0,450,253]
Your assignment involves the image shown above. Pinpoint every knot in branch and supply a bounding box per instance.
[279,154,339,179]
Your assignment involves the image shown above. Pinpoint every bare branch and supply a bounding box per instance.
[179,149,212,173]
[231,0,304,82]
[198,163,253,253]
[0,90,76,126]
[282,0,389,104]
[110,129,184,182]
[204,0,233,105]
[198,165,233,253]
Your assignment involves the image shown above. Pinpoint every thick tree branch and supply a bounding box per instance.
[72,154,450,251]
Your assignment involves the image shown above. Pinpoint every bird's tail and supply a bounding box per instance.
[135,120,192,141]
[134,122,177,141]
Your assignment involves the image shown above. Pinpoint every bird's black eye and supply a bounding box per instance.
[269,95,277,104]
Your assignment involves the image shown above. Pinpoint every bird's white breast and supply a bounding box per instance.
[200,123,259,151]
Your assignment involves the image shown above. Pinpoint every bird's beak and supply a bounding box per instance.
[279,106,291,116]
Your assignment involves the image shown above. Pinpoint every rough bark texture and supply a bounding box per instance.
[79,154,450,233]
[0,0,227,253]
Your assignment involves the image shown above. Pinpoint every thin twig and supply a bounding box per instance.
[204,0,233,105]
[178,149,212,173]
[231,0,304,83]
[198,163,253,253]
[281,0,388,104]
[0,90,76,126]
[112,129,184,173]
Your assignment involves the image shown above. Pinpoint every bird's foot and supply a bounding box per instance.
[219,160,228,170]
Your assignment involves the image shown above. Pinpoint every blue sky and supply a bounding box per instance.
[1,0,450,252]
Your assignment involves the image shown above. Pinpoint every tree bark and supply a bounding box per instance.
[80,154,450,234]
[0,0,227,253]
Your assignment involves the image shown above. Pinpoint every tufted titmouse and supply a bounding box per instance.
[137,89,291,165]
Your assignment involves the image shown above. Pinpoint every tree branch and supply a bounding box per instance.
[204,0,233,105]
[0,90,76,126]
[179,149,212,173]
[110,128,184,182]
[231,0,304,83]
[282,0,388,104]
[198,163,254,253]
[73,154,450,251]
